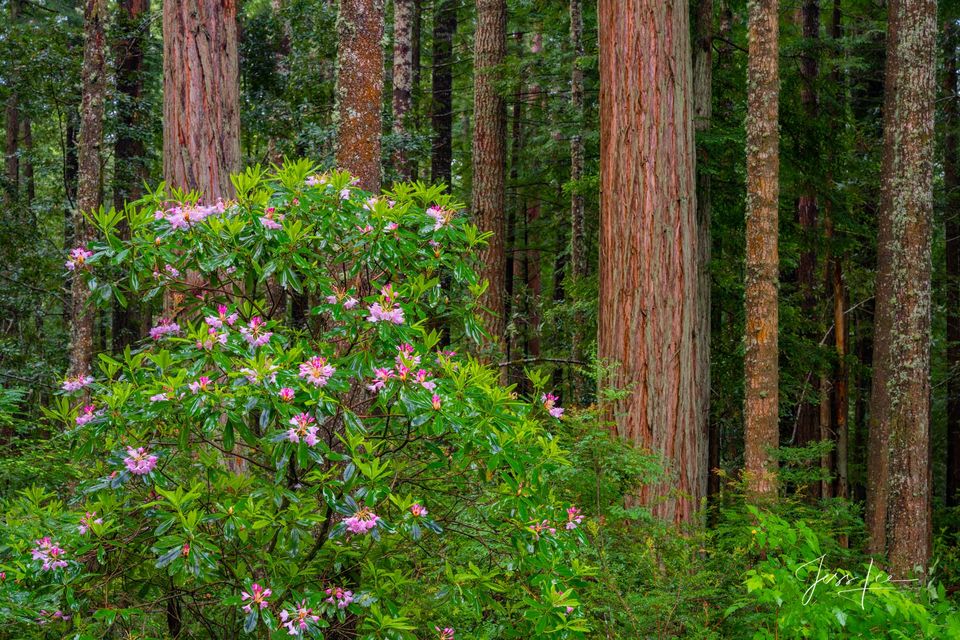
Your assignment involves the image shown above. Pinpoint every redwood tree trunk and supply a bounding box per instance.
[946,21,960,508]
[430,0,457,187]
[163,0,241,201]
[598,0,707,524]
[569,0,586,397]
[336,0,384,192]
[69,0,107,380]
[744,0,780,500]
[472,0,507,347]
[869,0,936,578]
[392,0,414,179]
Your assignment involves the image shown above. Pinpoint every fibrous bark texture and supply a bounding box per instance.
[598,0,707,524]
[869,0,936,578]
[392,0,414,179]
[472,0,507,347]
[430,0,457,187]
[744,0,780,500]
[69,0,108,379]
[336,0,384,192]
[163,0,241,201]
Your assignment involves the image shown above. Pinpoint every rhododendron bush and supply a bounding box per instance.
[0,162,593,638]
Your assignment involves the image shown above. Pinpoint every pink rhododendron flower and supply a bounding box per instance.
[278,387,295,402]
[78,511,103,535]
[205,304,238,329]
[426,206,453,231]
[280,601,320,635]
[240,365,278,385]
[197,328,227,350]
[414,369,436,391]
[65,246,93,271]
[326,295,338,304]
[31,537,67,571]
[287,413,319,446]
[188,376,211,394]
[339,187,351,200]
[259,207,284,229]
[37,610,71,625]
[305,174,324,187]
[75,404,97,426]
[343,297,359,309]
[240,583,272,613]
[431,394,442,410]
[356,223,374,234]
[436,627,455,640]
[324,586,355,609]
[366,302,405,324]
[149,318,181,340]
[395,343,421,368]
[124,446,158,475]
[150,392,169,402]
[159,201,225,230]
[239,316,272,347]
[344,507,380,535]
[565,506,584,530]
[62,374,94,392]
[367,367,394,392]
[410,503,428,517]
[385,221,399,232]
[164,264,181,278]
[528,520,556,540]
[541,392,564,419]
[299,356,335,387]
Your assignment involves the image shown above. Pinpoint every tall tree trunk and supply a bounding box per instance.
[392,0,414,179]
[21,118,33,207]
[4,0,19,206]
[69,0,108,379]
[430,0,457,187]
[868,0,936,578]
[693,0,714,498]
[744,0,780,500]
[472,0,507,348]
[946,21,960,508]
[336,0,384,192]
[569,0,586,399]
[163,0,241,201]
[598,0,706,524]
[113,0,149,353]
[795,0,821,459]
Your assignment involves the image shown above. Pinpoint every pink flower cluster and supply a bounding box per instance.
[436,627,455,640]
[324,586,355,609]
[31,537,67,571]
[149,318,181,340]
[78,511,103,535]
[241,582,272,613]
[299,356,335,387]
[205,304,239,328]
[124,446,158,475]
[260,206,285,230]
[278,387,296,402]
[326,293,359,309]
[367,368,395,392]
[75,404,97,426]
[410,503,428,517]
[197,328,227,350]
[541,392,565,419]
[366,284,404,324]
[37,610,71,625]
[188,376,212,394]
[280,601,319,635]
[62,374,94,392]
[65,246,93,271]
[345,507,380,535]
[239,316,272,348]
[426,206,453,231]
[432,394,442,410]
[566,506,584,530]
[156,200,225,230]
[287,413,319,446]
[528,519,557,540]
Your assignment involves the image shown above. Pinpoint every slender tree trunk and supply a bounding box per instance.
[569,0,586,398]
[744,0,780,500]
[68,0,108,380]
[113,0,149,353]
[163,0,240,201]
[430,0,457,187]
[336,0,384,192]
[946,22,960,508]
[21,118,33,206]
[598,0,706,524]
[392,0,414,179]
[4,0,19,206]
[869,0,936,577]
[472,0,507,348]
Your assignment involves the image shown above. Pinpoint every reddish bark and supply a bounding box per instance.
[744,0,780,500]
[472,0,507,348]
[598,0,707,523]
[336,0,384,192]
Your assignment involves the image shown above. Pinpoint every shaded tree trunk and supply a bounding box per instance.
[430,0,457,187]
[4,0,19,205]
[163,0,240,201]
[569,0,586,398]
[68,0,108,380]
[22,118,33,206]
[598,0,707,523]
[868,0,935,578]
[336,0,384,192]
[113,0,149,353]
[392,0,414,179]
[947,21,960,508]
[744,0,780,500]
[472,0,507,348]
